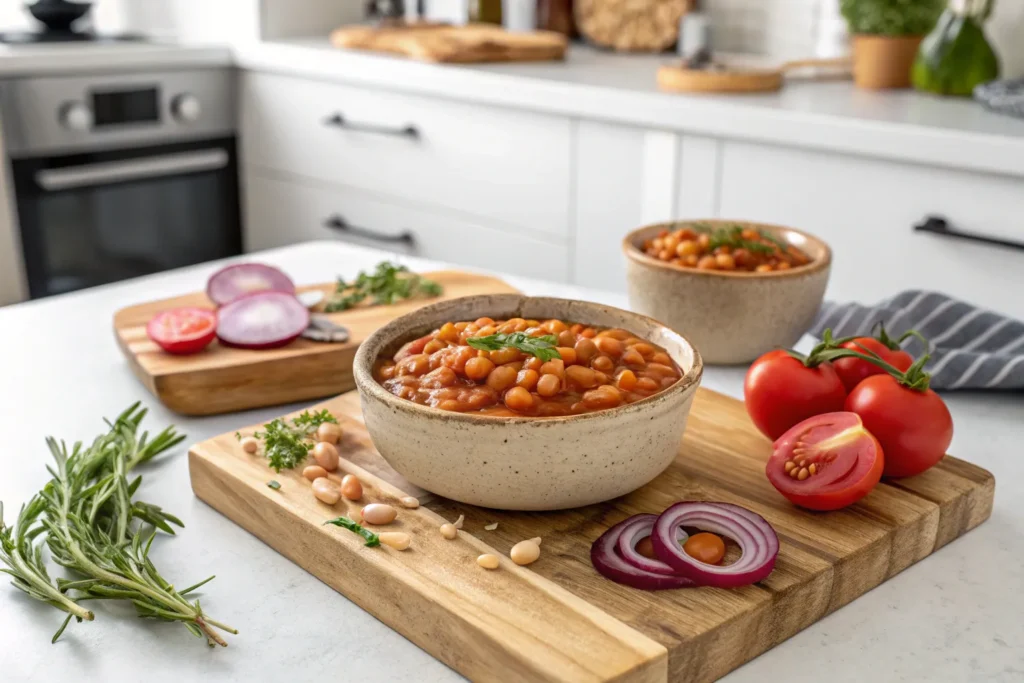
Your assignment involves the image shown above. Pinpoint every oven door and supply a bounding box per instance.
[11,137,241,299]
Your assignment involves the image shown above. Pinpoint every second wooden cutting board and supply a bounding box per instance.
[113,270,517,416]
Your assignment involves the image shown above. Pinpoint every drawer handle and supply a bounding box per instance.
[914,215,1024,253]
[324,214,416,246]
[323,112,420,140]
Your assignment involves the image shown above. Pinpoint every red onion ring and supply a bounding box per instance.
[591,515,694,590]
[615,514,689,576]
[651,502,779,588]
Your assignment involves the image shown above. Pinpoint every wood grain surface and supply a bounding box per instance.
[113,271,518,416]
[330,23,568,63]
[189,388,994,683]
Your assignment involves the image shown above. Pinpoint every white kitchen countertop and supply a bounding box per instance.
[0,41,232,76]
[1,241,1021,682]
[234,39,1024,177]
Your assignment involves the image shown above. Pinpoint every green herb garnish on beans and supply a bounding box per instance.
[323,516,380,547]
[325,261,442,312]
[466,332,562,362]
[254,409,338,472]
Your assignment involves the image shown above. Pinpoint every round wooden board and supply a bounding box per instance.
[657,64,783,93]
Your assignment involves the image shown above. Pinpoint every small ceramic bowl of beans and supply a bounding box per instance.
[623,220,831,365]
[353,294,702,511]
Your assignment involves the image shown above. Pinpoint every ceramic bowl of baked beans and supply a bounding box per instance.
[352,294,703,511]
[623,219,831,365]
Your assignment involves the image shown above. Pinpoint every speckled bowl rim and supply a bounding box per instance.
[622,219,832,279]
[353,294,704,425]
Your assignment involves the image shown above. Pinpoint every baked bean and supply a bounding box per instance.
[697,255,718,270]
[489,347,522,365]
[312,478,340,505]
[340,474,363,501]
[303,465,328,481]
[536,373,561,397]
[240,436,259,454]
[574,338,598,363]
[361,504,397,525]
[516,368,540,391]
[716,253,736,270]
[539,359,565,378]
[317,422,343,444]
[486,365,518,392]
[464,356,495,381]
[376,318,682,417]
[565,364,599,389]
[504,386,534,411]
[594,337,623,358]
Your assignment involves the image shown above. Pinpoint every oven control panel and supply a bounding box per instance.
[0,69,234,158]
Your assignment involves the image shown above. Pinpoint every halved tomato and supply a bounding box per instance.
[147,307,217,355]
[766,412,884,511]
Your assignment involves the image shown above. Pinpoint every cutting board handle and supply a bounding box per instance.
[780,57,852,72]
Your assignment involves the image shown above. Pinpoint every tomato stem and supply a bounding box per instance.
[804,327,933,392]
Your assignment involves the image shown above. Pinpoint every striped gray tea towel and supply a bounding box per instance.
[810,291,1024,391]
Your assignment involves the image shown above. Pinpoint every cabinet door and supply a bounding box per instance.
[572,122,680,290]
[243,170,570,282]
[718,141,1024,319]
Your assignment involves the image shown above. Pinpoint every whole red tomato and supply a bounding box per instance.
[744,350,848,440]
[832,337,914,393]
[845,374,953,478]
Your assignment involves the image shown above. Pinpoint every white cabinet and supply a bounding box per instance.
[241,71,572,241]
[244,171,571,282]
[717,141,1024,318]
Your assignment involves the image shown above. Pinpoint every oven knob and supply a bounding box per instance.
[172,94,201,123]
[60,102,93,131]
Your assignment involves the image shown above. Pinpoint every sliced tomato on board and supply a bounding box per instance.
[146,307,217,355]
[767,412,884,511]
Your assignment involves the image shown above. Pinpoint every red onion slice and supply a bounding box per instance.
[652,502,779,589]
[216,291,310,350]
[591,515,694,590]
[616,515,689,576]
[207,263,295,306]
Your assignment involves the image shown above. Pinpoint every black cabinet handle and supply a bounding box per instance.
[323,112,420,140]
[914,215,1024,253]
[324,214,416,246]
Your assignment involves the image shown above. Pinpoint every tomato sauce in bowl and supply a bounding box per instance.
[373,317,683,417]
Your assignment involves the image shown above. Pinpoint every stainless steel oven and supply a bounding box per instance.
[1,68,240,299]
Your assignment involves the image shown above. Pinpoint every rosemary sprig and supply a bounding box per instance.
[466,332,562,361]
[323,516,380,547]
[325,261,442,312]
[0,403,236,647]
[252,409,338,472]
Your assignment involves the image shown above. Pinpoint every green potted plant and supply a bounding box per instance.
[840,0,946,88]
[912,0,1000,96]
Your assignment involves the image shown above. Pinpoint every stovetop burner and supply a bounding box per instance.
[0,30,144,45]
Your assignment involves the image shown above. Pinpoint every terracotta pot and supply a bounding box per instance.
[851,34,923,89]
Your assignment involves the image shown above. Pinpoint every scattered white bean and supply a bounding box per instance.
[399,496,420,509]
[440,524,458,540]
[302,465,328,481]
[311,477,340,505]
[340,474,363,501]
[484,522,498,531]
[361,503,397,525]
[317,422,343,444]
[510,538,542,566]
[312,441,339,471]
[378,532,411,551]
[240,436,259,454]
[477,554,500,570]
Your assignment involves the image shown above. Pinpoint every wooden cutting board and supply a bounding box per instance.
[657,57,852,93]
[330,22,568,63]
[113,271,517,416]
[189,388,994,683]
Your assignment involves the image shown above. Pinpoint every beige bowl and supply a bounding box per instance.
[353,294,703,511]
[623,220,831,365]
